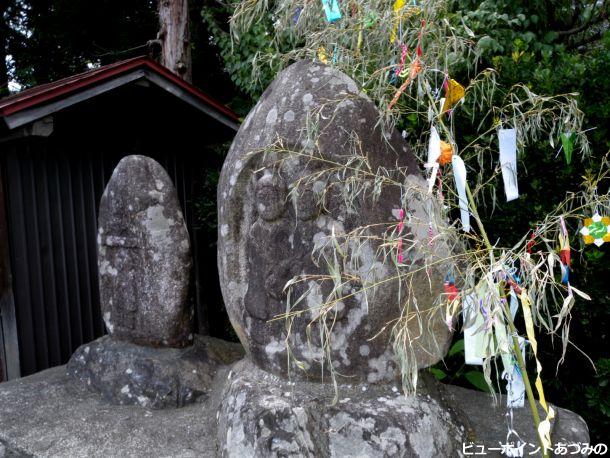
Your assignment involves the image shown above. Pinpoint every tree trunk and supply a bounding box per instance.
[0,2,10,97]
[157,0,192,83]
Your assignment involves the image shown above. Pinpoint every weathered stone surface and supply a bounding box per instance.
[217,360,590,458]
[67,335,244,409]
[218,360,464,457]
[0,356,590,457]
[0,361,233,457]
[98,155,193,348]
[218,60,451,382]
[444,384,590,455]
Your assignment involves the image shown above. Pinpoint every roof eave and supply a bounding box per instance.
[0,58,240,132]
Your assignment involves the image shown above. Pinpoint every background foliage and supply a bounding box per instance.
[1,0,608,440]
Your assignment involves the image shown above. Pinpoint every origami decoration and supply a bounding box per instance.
[498,128,519,202]
[321,0,341,23]
[441,78,465,114]
[580,213,610,247]
[439,140,453,165]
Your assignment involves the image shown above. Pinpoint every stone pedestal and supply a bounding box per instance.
[67,335,243,409]
[217,359,590,458]
[0,353,590,457]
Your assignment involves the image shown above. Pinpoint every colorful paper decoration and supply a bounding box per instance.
[444,273,459,301]
[463,292,485,365]
[394,44,409,77]
[438,140,453,165]
[317,46,329,64]
[293,6,303,24]
[452,155,471,232]
[390,0,406,43]
[580,213,610,246]
[363,11,378,28]
[526,230,536,253]
[396,208,405,263]
[321,0,342,23]
[520,290,555,452]
[425,126,441,193]
[558,216,571,284]
[388,58,422,109]
[503,337,526,409]
[498,128,519,202]
[560,132,575,165]
[441,79,465,114]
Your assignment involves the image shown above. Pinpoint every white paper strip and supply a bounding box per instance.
[499,128,519,202]
[504,337,526,408]
[509,290,519,320]
[451,155,471,232]
[463,293,484,365]
[425,126,441,193]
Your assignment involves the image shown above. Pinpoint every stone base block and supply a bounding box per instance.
[218,359,590,458]
[67,334,243,409]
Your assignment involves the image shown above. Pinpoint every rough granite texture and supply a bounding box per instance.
[66,335,244,409]
[0,335,243,458]
[217,60,452,383]
[218,359,465,457]
[0,356,589,457]
[98,155,193,348]
[217,360,590,458]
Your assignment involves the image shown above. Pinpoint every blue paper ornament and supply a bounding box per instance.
[322,0,342,23]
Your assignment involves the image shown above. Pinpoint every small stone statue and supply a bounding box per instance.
[68,155,244,409]
[97,155,193,348]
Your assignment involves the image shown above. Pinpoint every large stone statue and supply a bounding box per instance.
[215,61,589,457]
[218,60,451,383]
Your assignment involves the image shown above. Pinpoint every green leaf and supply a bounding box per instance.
[465,370,492,392]
[448,339,465,357]
[560,132,575,165]
[429,368,447,380]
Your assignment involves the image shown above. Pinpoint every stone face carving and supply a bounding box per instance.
[98,155,193,348]
[218,60,452,383]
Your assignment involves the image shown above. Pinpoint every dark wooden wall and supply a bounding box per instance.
[0,83,234,377]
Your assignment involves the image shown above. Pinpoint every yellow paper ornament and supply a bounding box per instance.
[441,79,465,114]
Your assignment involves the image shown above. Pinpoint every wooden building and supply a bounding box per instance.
[0,57,239,381]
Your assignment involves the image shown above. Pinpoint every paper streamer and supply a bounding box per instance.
[509,290,519,319]
[463,292,485,365]
[503,337,526,409]
[499,128,519,202]
[425,126,441,193]
[396,209,405,263]
[321,0,342,22]
[520,290,555,452]
[452,155,471,232]
[390,0,406,42]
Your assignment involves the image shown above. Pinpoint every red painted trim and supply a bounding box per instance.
[0,56,239,122]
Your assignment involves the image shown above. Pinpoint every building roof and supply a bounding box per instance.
[0,56,240,131]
